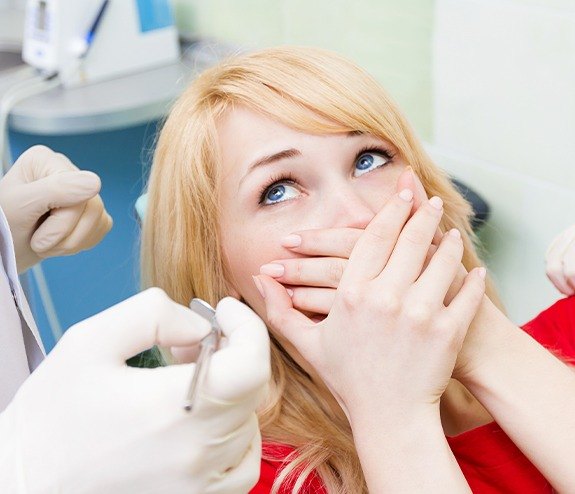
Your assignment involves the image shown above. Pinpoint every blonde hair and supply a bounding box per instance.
[141,46,500,493]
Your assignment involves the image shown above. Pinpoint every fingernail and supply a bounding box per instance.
[448,228,461,239]
[286,288,294,297]
[398,188,414,202]
[477,267,487,279]
[281,234,301,248]
[260,263,285,277]
[252,276,265,298]
[429,196,443,210]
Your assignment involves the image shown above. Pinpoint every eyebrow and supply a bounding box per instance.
[239,131,364,187]
[238,148,301,189]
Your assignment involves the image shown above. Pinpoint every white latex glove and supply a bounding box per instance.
[0,289,270,494]
[546,224,575,296]
[0,145,113,273]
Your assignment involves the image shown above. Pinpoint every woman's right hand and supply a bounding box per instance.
[254,189,486,423]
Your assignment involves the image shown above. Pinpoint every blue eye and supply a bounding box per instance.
[261,181,299,205]
[354,151,392,177]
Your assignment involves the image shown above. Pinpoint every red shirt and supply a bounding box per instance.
[252,296,575,493]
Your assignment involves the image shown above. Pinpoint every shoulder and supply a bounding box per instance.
[251,443,327,494]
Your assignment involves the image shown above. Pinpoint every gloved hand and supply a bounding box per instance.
[0,145,112,273]
[0,289,270,494]
[546,224,575,296]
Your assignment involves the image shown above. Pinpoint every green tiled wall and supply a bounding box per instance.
[172,0,435,141]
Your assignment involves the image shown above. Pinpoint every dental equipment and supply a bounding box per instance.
[184,298,222,412]
[22,0,179,87]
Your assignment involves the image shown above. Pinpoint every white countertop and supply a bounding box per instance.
[0,12,216,135]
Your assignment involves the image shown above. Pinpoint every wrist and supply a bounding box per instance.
[350,403,442,444]
[454,299,518,384]
[351,406,471,493]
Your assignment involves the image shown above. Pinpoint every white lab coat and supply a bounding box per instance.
[0,206,45,412]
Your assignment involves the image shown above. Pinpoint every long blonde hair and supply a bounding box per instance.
[141,46,499,493]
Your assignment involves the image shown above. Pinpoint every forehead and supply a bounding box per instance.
[216,106,357,177]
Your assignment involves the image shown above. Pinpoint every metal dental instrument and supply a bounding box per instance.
[183,298,222,412]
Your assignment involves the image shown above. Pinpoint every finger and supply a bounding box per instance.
[207,428,262,494]
[280,227,362,258]
[546,227,575,295]
[64,288,211,361]
[444,262,469,306]
[413,229,464,307]
[342,189,414,284]
[442,267,486,342]
[170,343,202,363]
[200,297,271,403]
[563,236,575,294]
[207,415,260,476]
[398,167,443,245]
[20,170,101,218]
[290,286,335,315]
[19,146,77,178]
[37,197,112,255]
[30,203,86,253]
[376,196,443,291]
[253,275,315,360]
[260,256,347,288]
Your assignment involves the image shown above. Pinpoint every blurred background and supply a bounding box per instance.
[1,0,574,349]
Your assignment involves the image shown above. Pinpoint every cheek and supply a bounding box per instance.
[220,221,289,316]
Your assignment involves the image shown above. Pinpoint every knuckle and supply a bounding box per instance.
[27,144,52,158]
[377,291,402,315]
[401,228,428,247]
[327,260,345,286]
[142,287,171,312]
[404,303,433,327]
[339,285,364,309]
[438,245,463,267]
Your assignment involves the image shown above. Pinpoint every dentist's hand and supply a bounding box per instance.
[0,289,270,494]
[546,224,575,296]
[0,145,112,273]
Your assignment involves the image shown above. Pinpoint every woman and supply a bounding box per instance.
[142,46,575,492]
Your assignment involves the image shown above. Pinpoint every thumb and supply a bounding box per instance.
[253,275,312,359]
[19,170,101,217]
[65,288,212,362]
[203,297,271,402]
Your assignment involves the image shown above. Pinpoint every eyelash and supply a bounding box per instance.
[258,172,298,205]
[257,145,396,205]
[356,145,395,163]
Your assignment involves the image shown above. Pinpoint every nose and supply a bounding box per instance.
[322,185,376,229]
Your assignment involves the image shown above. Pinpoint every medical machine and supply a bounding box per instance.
[21,0,180,87]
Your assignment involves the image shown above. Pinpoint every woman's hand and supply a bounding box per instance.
[255,188,484,493]
[255,189,485,420]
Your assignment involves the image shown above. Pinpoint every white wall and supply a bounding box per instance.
[432,0,575,323]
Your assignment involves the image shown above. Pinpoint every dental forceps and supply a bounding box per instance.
[183,298,222,412]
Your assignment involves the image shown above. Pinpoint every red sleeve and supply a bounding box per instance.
[521,295,575,363]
